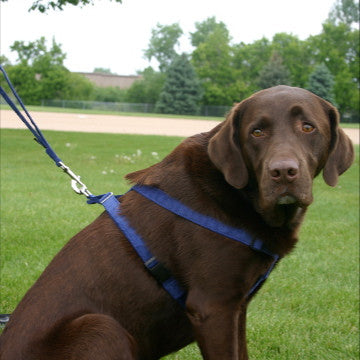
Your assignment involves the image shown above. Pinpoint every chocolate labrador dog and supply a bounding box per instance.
[0,86,354,360]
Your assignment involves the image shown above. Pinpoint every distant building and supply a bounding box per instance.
[76,72,142,89]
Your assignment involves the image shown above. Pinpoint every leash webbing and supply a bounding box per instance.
[0,65,92,197]
[0,65,62,166]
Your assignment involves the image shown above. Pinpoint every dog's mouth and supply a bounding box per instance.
[255,190,312,228]
[268,186,313,209]
[274,192,309,215]
[276,194,297,205]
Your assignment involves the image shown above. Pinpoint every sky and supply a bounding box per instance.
[1,0,336,75]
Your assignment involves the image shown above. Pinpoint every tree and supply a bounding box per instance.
[0,0,122,13]
[0,54,11,67]
[307,63,336,104]
[64,72,94,100]
[126,67,166,104]
[257,52,291,89]
[144,23,183,73]
[190,16,229,47]
[328,0,359,27]
[5,37,94,103]
[93,86,126,102]
[307,9,359,116]
[271,33,312,88]
[191,17,240,105]
[93,67,114,74]
[232,38,272,97]
[10,37,65,66]
[156,54,202,115]
[3,63,42,104]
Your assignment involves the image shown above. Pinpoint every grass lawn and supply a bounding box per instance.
[1,129,359,359]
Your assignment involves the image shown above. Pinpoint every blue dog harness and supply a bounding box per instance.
[88,185,280,308]
[0,65,280,310]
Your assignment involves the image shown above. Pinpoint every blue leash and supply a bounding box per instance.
[0,64,186,305]
[0,65,62,167]
[0,65,92,196]
[1,65,279,310]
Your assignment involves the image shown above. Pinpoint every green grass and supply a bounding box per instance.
[1,129,359,359]
[340,122,359,129]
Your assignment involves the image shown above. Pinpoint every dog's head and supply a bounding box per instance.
[208,85,354,227]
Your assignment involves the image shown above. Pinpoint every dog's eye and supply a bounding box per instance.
[252,129,264,137]
[302,123,315,133]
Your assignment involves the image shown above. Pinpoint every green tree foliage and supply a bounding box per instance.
[257,52,291,89]
[126,67,166,103]
[93,67,114,74]
[0,54,11,67]
[307,1,359,116]
[328,0,359,26]
[10,37,66,70]
[271,33,312,87]
[190,16,229,47]
[307,63,336,104]
[64,72,94,100]
[191,17,242,105]
[232,38,273,96]
[3,37,94,104]
[0,0,122,13]
[139,5,358,119]
[156,54,202,115]
[3,63,41,104]
[144,23,183,73]
[92,86,126,102]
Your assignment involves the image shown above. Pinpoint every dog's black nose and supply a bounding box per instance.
[269,159,299,183]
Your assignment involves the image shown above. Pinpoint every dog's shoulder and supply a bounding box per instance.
[125,130,218,187]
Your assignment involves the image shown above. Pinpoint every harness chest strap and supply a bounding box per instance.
[88,185,280,308]
[87,192,187,306]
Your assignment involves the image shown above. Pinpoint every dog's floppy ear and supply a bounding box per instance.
[322,102,354,187]
[208,100,248,189]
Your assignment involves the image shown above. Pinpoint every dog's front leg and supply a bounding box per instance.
[237,303,249,360]
[186,289,246,360]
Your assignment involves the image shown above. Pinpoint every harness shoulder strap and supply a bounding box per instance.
[132,185,279,260]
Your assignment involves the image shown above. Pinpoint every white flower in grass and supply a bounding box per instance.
[151,152,159,159]
[102,170,107,175]
[65,143,71,147]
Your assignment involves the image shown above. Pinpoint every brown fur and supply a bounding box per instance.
[0,86,354,360]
